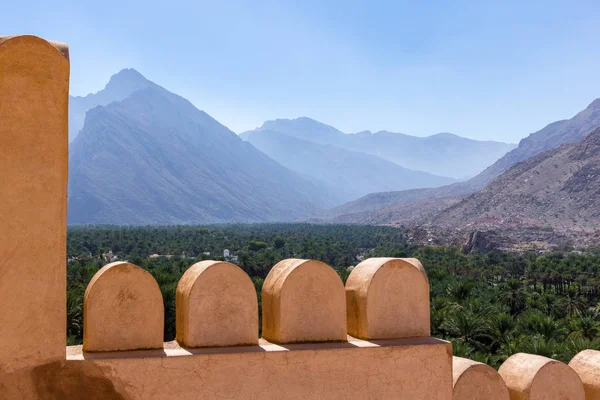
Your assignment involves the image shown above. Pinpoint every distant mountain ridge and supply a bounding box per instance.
[242,117,516,179]
[242,129,456,202]
[68,70,335,224]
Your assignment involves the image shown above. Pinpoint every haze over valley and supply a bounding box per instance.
[69,69,514,223]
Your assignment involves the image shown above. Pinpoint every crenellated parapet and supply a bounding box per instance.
[452,352,596,400]
[80,256,432,351]
[60,256,452,399]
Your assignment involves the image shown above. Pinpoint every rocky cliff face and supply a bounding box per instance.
[470,98,600,188]
[461,231,498,254]
[433,126,600,233]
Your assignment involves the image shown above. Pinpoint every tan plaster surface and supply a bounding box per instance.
[452,356,509,400]
[569,349,600,400]
[0,35,69,372]
[84,262,164,352]
[176,261,258,347]
[498,353,585,400]
[262,258,347,343]
[58,337,453,400]
[346,257,430,339]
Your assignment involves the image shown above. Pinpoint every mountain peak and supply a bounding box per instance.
[294,116,320,123]
[429,132,459,139]
[105,68,151,89]
[69,68,156,142]
[262,117,326,128]
[258,117,343,140]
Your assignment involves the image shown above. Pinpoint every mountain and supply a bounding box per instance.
[432,126,600,232]
[472,99,600,187]
[331,195,461,227]
[241,129,456,202]
[68,71,335,224]
[242,117,516,179]
[69,69,156,142]
[329,98,600,225]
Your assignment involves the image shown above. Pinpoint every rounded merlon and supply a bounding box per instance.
[345,257,430,339]
[453,356,509,400]
[569,349,600,400]
[176,261,258,347]
[84,262,164,352]
[498,353,585,400]
[262,258,346,344]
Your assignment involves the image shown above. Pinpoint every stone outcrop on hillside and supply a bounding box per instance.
[461,231,498,254]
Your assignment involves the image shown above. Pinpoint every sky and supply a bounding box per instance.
[3,0,600,142]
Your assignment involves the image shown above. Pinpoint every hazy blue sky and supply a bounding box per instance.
[3,1,600,142]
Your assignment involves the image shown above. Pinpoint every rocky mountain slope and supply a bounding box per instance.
[472,99,600,187]
[433,126,600,232]
[242,129,456,202]
[332,196,461,226]
[330,98,600,224]
[69,72,334,224]
[242,118,516,179]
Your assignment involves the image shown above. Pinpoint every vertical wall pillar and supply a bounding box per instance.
[0,35,69,371]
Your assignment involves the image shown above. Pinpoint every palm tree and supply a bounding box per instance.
[470,352,502,369]
[541,293,557,316]
[446,280,475,305]
[498,336,526,361]
[66,289,83,343]
[518,312,565,341]
[449,338,471,358]
[442,311,490,351]
[489,313,515,347]
[567,315,600,341]
[525,262,539,290]
[499,279,527,315]
[561,287,585,317]
[563,338,600,361]
[523,336,563,360]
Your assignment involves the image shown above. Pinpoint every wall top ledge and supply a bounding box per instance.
[0,35,69,61]
[67,336,451,361]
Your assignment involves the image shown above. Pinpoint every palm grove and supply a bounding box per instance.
[66,224,600,368]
